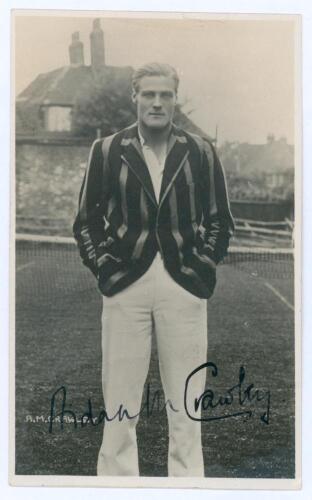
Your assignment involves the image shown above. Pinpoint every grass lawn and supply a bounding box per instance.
[15,242,295,477]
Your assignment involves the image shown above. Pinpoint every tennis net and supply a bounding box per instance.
[15,233,294,301]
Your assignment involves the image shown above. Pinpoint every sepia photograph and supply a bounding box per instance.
[11,10,300,488]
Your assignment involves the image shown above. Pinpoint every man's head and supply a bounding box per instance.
[132,63,179,131]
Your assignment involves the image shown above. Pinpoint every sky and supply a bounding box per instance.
[14,13,297,145]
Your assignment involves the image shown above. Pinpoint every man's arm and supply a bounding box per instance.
[200,140,235,265]
[73,138,110,277]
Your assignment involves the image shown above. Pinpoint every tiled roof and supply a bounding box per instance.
[220,139,294,177]
[16,64,209,139]
[237,141,294,173]
[17,65,132,106]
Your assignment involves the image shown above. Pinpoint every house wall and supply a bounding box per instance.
[16,139,91,235]
[16,138,294,236]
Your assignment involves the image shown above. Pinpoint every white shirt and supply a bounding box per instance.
[138,130,167,203]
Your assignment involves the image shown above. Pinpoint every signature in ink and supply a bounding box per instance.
[184,362,271,424]
[48,383,178,433]
[48,362,271,433]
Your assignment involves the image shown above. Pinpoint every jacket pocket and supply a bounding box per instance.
[191,248,217,294]
[97,256,127,296]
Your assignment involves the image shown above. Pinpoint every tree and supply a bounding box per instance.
[72,69,137,137]
[71,67,208,139]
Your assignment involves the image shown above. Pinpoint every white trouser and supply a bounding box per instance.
[97,253,208,476]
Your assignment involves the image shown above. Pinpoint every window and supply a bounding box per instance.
[44,106,72,132]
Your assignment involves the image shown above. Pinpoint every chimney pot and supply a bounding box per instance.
[69,31,84,66]
[90,18,105,71]
[93,18,101,30]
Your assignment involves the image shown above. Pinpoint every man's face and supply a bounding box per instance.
[132,75,177,131]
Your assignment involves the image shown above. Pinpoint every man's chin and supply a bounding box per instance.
[144,120,170,130]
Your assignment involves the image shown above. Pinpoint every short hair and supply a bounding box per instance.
[132,62,179,94]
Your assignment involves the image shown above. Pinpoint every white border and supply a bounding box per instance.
[9,476,301,489]
[2,1,311,499]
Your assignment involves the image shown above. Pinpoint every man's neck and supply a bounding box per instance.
[138,122,172,148]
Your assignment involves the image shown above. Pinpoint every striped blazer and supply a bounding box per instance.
[73,123,234,299]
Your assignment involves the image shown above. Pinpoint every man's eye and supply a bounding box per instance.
[142,92,155,98]
[162,92,174,99]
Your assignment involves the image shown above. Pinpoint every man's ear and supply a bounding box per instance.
[131,90,137,104]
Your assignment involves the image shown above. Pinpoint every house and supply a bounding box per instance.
[220,135,294,176]
[219,134,294,202]
[15,19,211,234]
[16,18,209,140]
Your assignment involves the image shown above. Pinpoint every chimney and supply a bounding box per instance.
[267,133,275,144]
[69,32,84,66]
[90,18,105,71]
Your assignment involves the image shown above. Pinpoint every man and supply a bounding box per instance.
[73,62,234,477]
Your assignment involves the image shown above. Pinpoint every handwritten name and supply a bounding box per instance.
[48,384,177,433]
[47,363,271,433]
[184,362,270,424]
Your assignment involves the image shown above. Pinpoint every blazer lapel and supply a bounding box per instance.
[159,126,189,207]
[120,123,190,209]
[120,124,158,207]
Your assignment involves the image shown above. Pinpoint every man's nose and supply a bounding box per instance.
[152,95,162,107]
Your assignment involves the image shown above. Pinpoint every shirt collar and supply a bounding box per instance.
[138,124,174,149]
[138,128,147,147]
